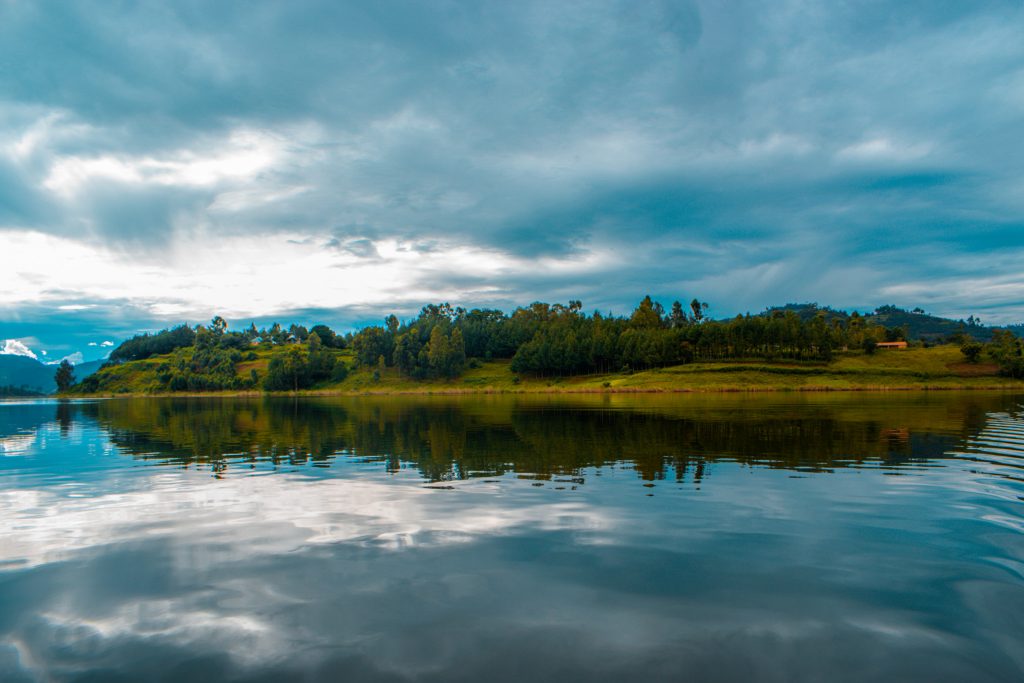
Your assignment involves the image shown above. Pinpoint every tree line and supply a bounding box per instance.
[350,296,911,379]
[80,394,999,481]
[74,295,1013,394]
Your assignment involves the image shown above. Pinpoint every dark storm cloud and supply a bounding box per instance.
[1,0,1023,335]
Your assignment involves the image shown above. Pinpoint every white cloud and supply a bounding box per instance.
[42,128,284,197]
[50,351,84,366]
[880,271,1024,324]
[100,340,114,347]
[0,339,39,360]
[87,342,97,346]
[0,229,615,320]
[836,137,933,163]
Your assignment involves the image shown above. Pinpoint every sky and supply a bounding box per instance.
[1,0,1023,362]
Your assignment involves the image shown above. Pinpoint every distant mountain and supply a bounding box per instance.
[0,355,55,393]
[760,303,850,324]
[73,359,106,382]
[0,385,46,397]
[760,304,1008,342]
[0,355,104,394]
[869,306,993,342]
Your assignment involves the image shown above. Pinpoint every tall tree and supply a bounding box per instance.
[54,360,75,392]
[306,332,336,381]
[630,296,662,329]
[449,328,467,377]
[690,299,707,323]
[669,301,687,328]
[428,325,451,376]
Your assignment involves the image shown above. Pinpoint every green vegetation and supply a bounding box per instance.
[960,341,984,364]
[109,324,197,362]
[71,344,1024,395]
[54,359,75,392]
[68,298,1024,396]
[264,333,339,391]
[154,328,245,391]
[987,330,1024,378]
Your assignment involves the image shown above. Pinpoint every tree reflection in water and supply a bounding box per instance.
[59,393,1014,484]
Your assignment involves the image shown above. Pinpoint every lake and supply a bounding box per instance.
[1,393,1023,682]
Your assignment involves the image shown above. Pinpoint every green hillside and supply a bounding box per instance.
[764,303,995,342]
[71,344,1024,395]
[66,296,1024,397]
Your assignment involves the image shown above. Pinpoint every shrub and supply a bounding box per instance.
[960,341,983,364]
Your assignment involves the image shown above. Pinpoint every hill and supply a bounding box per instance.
[0,355,57,393]
[762,304,999,342]
[65,295,1024,397]
[0,355,104,394]
[71,344,1024,395]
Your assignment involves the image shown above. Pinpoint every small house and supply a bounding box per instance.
[876,341,908,349]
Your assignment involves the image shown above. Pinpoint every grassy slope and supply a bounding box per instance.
[78,345,1024,395]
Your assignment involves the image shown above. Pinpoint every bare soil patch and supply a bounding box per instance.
[946,362,1000,377]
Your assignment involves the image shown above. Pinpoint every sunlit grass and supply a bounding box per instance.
[80,344,1023,395]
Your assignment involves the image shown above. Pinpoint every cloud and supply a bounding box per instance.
[836,137,933,164]
[0,0,1022,332]
[0,229,611,321]
[45,351,84,366]
[0,339,38,360]
[101,340,114,347]
[56,351,84,365]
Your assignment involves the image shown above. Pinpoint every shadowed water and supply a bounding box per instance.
[1,393,1023,682]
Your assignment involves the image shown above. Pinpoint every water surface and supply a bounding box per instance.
[1,393,1023,682]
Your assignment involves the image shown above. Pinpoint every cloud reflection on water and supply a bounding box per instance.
[0,394,1023,681]
[0,470,612,569]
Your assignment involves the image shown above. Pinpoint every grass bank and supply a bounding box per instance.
[71,345,1024,397]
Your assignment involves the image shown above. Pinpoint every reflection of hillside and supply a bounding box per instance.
[79,398,349,469]
[69,394,1018,482]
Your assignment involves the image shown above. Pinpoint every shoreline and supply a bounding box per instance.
[66,382,1024,399]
